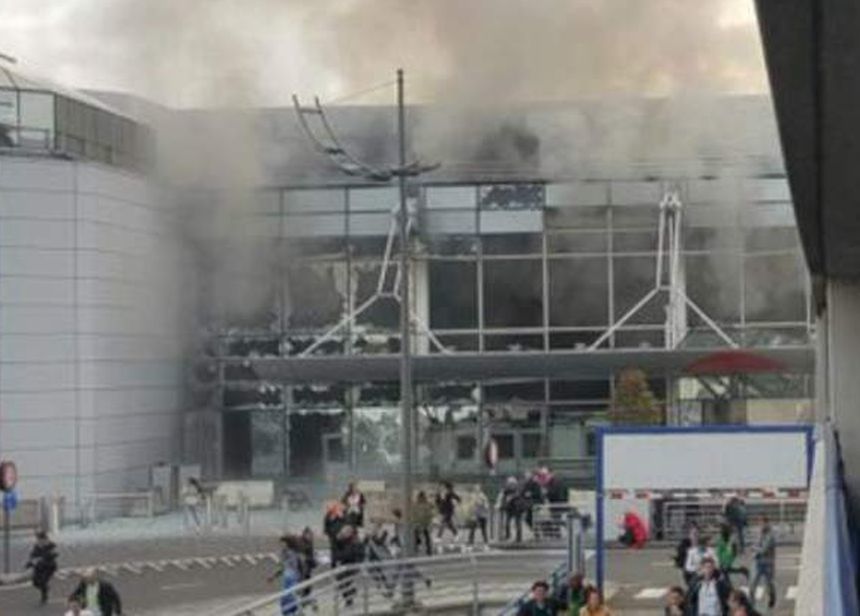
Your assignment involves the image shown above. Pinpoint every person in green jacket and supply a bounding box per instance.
[714,524,749,584]
[555,573,586,615]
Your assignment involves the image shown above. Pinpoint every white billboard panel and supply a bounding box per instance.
[603,430,809,491]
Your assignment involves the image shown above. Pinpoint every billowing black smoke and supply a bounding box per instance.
[476,122,540,169]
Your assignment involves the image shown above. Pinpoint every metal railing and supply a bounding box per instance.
[660,498,807,541]
[227,550,567,616]
[796,424,859,615]
[492,503,590,545]
[84,491,161,525]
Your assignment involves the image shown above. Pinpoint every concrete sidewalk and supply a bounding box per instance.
[4,508,320,572]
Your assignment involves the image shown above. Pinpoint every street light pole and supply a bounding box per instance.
[396,68,415,559]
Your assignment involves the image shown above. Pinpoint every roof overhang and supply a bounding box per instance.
[755,1,860,285]
[246,346,814,384]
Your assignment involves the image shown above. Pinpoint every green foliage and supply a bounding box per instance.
[609,368,663,425]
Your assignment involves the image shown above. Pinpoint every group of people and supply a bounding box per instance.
[499,466,567,543]
[670,513,777,615]
[22,530,124,615]
[322,480,493,560]
[517,575,611,616]
[267,528,319,615]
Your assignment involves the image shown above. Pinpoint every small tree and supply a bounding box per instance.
[609,368,663,425]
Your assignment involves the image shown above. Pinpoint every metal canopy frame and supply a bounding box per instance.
[298,205,450,358]
[589,189,738,351]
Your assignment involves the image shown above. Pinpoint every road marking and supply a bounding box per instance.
[0,582,30,592]
[244,554,257,565]
[786,585,798,600]
[635,587,668,599]
[194,557,212,569]
[172,559,189,571]
[123,563,142,574]
[220,556,236,567]
[147,561,164,573]
[161,582,204,591]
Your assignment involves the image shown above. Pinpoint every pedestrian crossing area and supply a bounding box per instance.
[52,551,281,580]
[630,585,797,602]
[49,542,485,582]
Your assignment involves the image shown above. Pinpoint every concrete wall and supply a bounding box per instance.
[824,280,860,510]
[0,156,186,508]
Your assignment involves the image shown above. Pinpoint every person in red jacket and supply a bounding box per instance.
[618,510,648,549]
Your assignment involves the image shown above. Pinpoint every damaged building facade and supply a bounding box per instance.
[187,100,815,484]
[0,59,814,499]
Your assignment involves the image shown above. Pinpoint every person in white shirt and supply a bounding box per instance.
[686,557,730,616]
[684,536,718,580]
[64,597,93,616]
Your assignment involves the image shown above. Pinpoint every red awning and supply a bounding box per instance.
[684,349,787,376]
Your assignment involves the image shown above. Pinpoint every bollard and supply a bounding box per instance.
[205,494,213,532]
[566,512,585,577]
[50,496,61,535]
[238,493,250,536]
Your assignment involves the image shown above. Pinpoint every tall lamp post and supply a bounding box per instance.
[395,69,415,559]
[293,70,438,563]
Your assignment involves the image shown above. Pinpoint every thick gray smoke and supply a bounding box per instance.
[3,0,765,107]
[313,0,765,104]
[5,0,787,329]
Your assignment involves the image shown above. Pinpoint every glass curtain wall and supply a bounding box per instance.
[216,176,812,478]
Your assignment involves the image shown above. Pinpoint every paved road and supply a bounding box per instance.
[0,547,554,615]
[0,543,801,615]
[0,554,276,615]
[604,545,801,615]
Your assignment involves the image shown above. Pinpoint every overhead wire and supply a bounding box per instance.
[322,78,397,106]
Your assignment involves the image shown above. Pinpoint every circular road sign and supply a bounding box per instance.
[0,461,17,492]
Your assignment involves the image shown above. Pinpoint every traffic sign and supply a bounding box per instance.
[2,490,16,513]
[0,461,16,492]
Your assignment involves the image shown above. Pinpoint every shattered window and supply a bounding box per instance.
[284,263,347,330]
[479,183,544,210]
[355,382,401,473]
[353,262,400,331]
